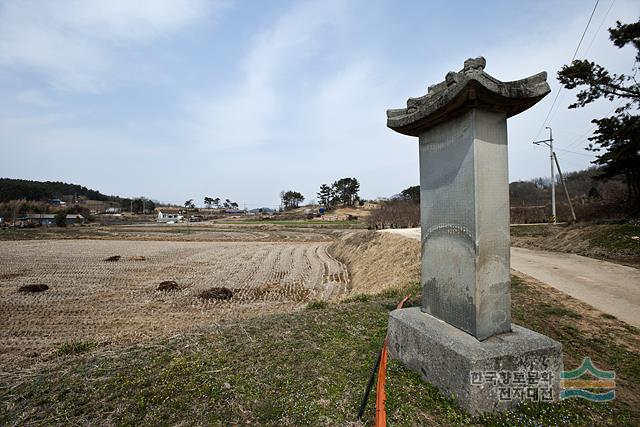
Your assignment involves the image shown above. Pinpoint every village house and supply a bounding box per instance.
[18,214,84,226]
[155,207,183,223]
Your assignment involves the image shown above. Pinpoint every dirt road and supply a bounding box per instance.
[381,228,640,328]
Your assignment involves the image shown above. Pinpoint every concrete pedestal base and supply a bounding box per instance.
[387,308,563,415]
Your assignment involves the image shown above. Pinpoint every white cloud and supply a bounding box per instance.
[186,0,346,150]
[0,0,215,92]
[2,0,638,206]
[16,89,54,107]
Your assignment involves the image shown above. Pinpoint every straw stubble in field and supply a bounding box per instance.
[0,239,349,367]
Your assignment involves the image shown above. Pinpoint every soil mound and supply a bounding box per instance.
[158,281,180,291]
[199,287,233,300]
[18,284,49,293]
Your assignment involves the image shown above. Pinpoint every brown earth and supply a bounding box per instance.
[0,223,341,243]
[0,237,349,369]
[329,231,420,295]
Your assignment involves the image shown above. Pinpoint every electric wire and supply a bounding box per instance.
[562,98,626,150]
[534,0,600,139]
[583,0,616,57]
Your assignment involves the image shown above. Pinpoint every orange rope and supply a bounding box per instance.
[374,338,388,426]
[374,294,411,427]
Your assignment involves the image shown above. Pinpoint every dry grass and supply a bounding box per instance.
[1,225,639,425]
[329,231,420,296]
[511,223,640,267]
[511,271,640,411]
[1,274,637,426]
[0,223,341,243]
[0,239,349,369]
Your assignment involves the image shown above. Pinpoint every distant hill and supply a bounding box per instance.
[509,167,627,222]
[0,178,115,203]
[509,167,624,207]
[398,166,628,223]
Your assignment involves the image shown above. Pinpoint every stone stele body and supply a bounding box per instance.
[385,58,562,415]
[387,56,550,340]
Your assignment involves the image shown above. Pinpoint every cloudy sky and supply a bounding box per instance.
[0,0,637,208]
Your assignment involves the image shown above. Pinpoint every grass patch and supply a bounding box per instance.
[511,222,640,266]
[306,300,328,309]
[539,304,582,319]
[510,275,525,290]
[341,293,371,303]
[1,276,637,426]
[377,282,422,300]
[55,340,98,356]
[589,224,640,255]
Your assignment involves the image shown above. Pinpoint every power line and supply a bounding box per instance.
[562,98,626,150]
[561,157,592,169]
[570,0,601,62]
[555,147,596,157]
[583,0,616,57]
[534,0,600,139]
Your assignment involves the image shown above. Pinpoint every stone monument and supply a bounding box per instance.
[385,57,563,414]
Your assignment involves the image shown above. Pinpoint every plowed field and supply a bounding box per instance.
[0,238,349,367]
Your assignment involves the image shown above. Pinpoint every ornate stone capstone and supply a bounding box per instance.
[386,56,550,136]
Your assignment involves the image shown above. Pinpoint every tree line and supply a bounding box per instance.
[279,177,362,211]
[201,197,239,209]
[317,177,361,207]
[557,18,639,214]
[0,178,113,203]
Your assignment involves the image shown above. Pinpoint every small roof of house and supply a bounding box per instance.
[155,207,182,213]
[22,214,84,219]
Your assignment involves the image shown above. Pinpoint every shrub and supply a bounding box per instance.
[54,211,67,227]
[307,300,328,309]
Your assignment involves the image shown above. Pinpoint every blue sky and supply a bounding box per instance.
[0,0,638,208]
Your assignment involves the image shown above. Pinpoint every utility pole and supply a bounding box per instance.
[553,152,577,221]
[533,127,556,223]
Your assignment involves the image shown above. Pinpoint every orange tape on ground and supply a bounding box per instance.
[375,339,388,427]
[374,294,411,426]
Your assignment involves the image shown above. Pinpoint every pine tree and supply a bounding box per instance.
[558,19,640,210]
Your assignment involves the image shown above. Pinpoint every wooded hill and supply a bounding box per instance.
[509,167,628,222]
[384,166,631,227]
[0,178,114,203]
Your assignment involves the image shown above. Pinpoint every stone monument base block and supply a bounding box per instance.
[388,308,563,415]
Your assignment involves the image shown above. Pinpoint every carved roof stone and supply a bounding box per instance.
[386,57,551,136]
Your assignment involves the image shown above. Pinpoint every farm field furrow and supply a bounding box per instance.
[0,238,348,368]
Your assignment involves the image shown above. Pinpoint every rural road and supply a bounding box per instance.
[381,228,640,328]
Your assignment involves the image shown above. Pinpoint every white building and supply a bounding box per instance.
[157,211,183,223]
